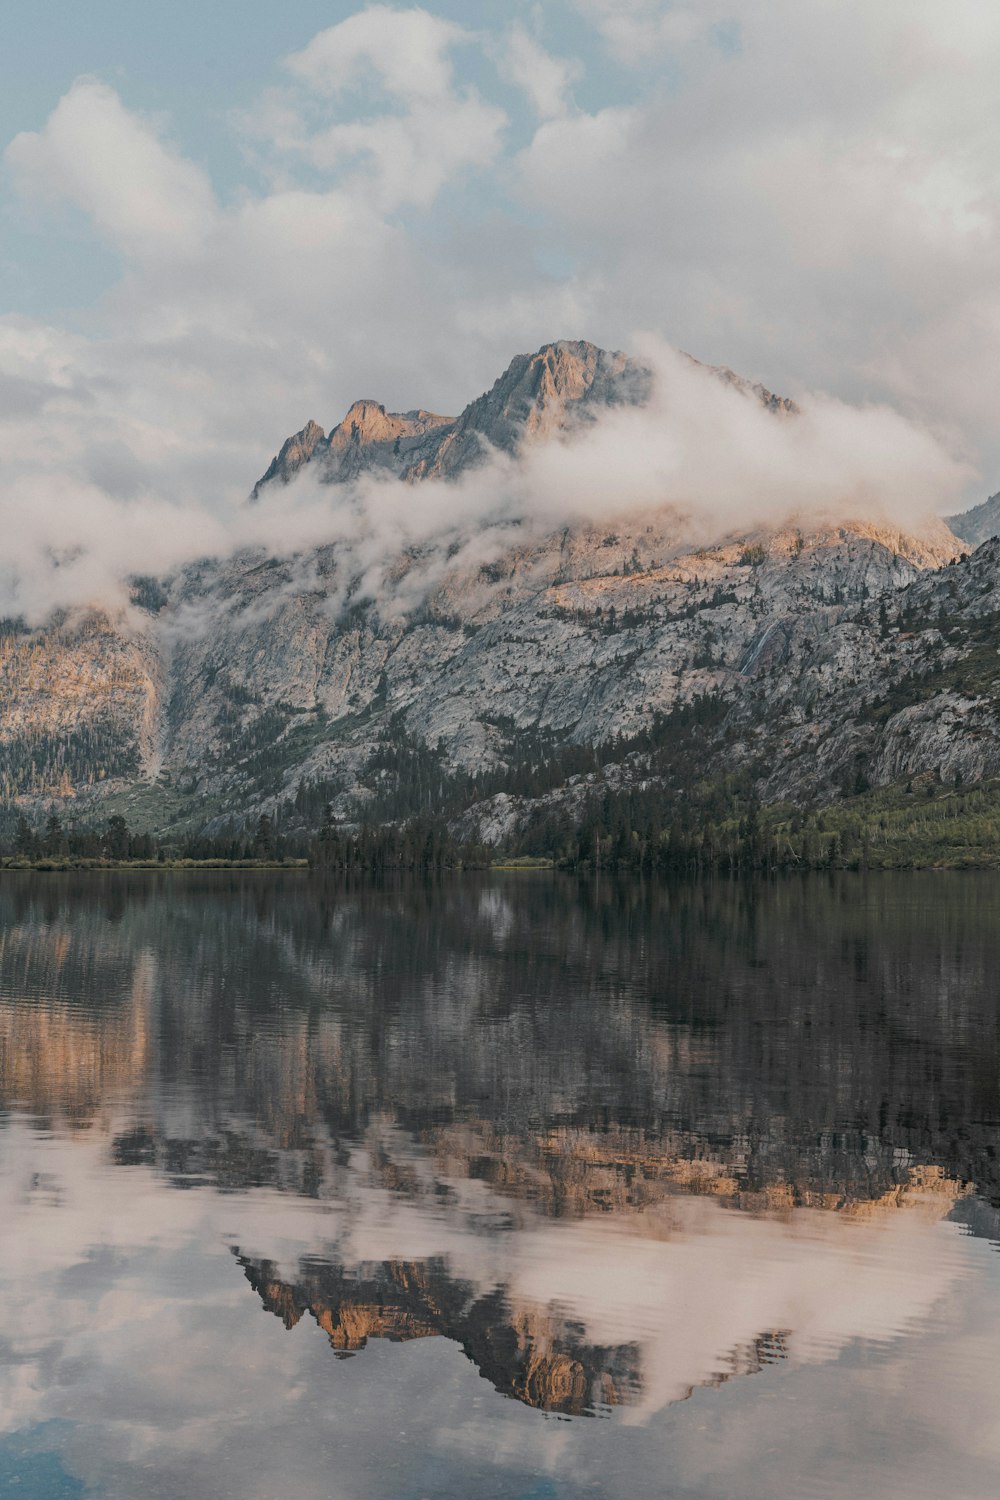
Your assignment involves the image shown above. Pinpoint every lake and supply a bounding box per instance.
[1,870,998,1498]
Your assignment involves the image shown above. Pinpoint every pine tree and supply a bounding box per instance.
[104,815,130,860]
[14,815,35,859]
[252,814,274,859]
[43,811,65,857]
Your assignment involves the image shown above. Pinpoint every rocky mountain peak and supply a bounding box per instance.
[251,339,656,496]
[402,339,654,481]
[322,400,454,482]
[250,339,807,500]
[327,399,452,453]
[250,418,326,499]
[483,338,650,429]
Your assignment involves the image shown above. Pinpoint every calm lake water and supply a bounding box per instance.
[1,871,999,1499]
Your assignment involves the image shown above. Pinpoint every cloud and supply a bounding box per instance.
[287,5,466,102]
[572,0,720,64]
[499,25,581,120]
[6,79,217,260]
[252,6,508,211]
[531,1,1000,470]
[0,335,972,626]
[0,3,997,629]
[193,341,968,631]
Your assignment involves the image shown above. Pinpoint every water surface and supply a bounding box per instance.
[1,871,999,1498]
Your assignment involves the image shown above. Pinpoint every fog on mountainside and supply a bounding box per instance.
[0,338,975,627]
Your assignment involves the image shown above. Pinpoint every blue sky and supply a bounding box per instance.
[1,2,638,318]
[2,2,1000,616]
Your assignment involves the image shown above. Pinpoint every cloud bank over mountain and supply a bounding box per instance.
[1,2,997,619]
[0,337,971,625]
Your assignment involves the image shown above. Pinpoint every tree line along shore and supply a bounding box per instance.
[5,771,1000,873]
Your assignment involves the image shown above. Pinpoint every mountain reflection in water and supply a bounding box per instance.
[1,871,999,1499]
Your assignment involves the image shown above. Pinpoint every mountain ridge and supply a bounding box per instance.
[948,490,1000,548]
[251,339,651,495]
[2,337,998,857]
[250,338,808,499]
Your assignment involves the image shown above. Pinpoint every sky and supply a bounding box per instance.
[3,1,1000,614]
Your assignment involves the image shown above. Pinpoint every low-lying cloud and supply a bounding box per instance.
[0,339,973,628]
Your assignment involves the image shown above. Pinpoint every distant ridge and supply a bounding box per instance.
[947,491,1000,548]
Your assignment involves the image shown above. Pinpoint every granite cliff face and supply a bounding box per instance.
[250,340,651,493]
[1,338,996,840]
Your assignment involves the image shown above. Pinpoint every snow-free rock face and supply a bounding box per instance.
[251,340,651,496]
[0,612,161,802]
[3,339,997,839]
[250,419,327,499]
[948,491,1000,547]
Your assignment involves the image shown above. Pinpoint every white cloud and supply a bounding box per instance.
[520,1,1000,474]
[259,6,508,211]
[500,25,581,120]
[6,79,218,261]
[572,0,718,64]
[286,5,467,102]
[1,2,1000,628]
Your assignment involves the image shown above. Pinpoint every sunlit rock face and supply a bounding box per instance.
[250,418,328,499]
[249,341,652,492]
[6,336,999,836]
[0,611,161,801]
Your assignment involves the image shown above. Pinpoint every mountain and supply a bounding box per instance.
[947,491,1000,547]
[2,338,999,855]
[250,339,651,494]
[249,418,327,498]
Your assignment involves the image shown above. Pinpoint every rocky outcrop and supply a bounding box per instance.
[250,419,327,499]
[405,339,652,479]
[321,400,454,482]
